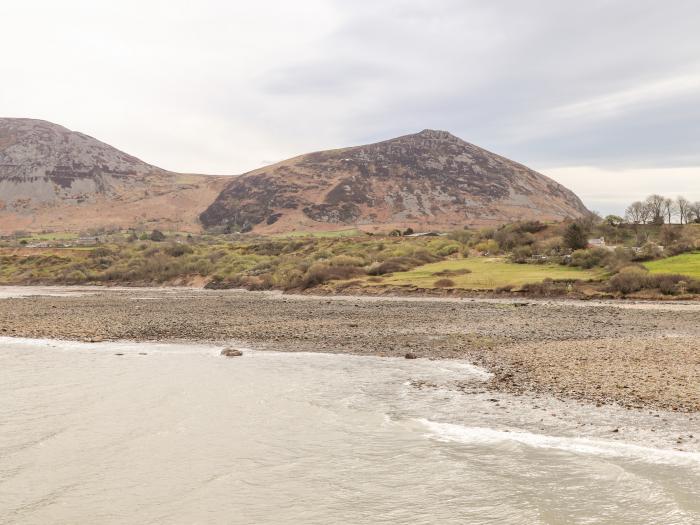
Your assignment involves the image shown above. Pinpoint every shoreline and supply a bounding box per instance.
[1,285,699,413]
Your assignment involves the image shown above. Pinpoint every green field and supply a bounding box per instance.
[366,257,605,290]
[644,252,700,279]
[17,232,79,241]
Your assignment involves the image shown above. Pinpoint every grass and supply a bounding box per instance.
[644,252,700,279]
[363,257,604,290]
[17,232,79,241]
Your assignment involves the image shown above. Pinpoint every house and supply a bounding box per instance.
[404,231,442,237]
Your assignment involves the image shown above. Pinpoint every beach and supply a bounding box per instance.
[1,286,698,413]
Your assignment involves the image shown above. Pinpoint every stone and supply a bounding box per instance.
[221,348,243,357]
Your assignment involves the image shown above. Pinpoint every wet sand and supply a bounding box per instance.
[0,286,698,412]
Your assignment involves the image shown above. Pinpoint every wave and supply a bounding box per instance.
[419,419,700,467]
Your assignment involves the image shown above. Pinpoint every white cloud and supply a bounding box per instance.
[0,0,698,213]
[543,166,700,215]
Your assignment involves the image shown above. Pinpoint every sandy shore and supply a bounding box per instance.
[1,286,698,412]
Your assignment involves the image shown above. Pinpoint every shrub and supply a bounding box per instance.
[90,246,114,259]
[570,248,610,269]
[300,263,363,289]
[367,257,414,275]
[518,220,548,234]
[65,270,87,283]
[433,268,471,277]
[608,267,649,294]
[433,278,455,288]
[328,255,365,267]
[647,274,693,295]
[165,243,194,257]
[510,246,533,264]
[519,280,569,297]
[447,229,472,244]
[475,239,499,254]
[150,230,166,242]
[436,243,461,257]
[494,228,534,251]
[632,242,663,261]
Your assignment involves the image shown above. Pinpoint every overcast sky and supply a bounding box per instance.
[1,0,698,214]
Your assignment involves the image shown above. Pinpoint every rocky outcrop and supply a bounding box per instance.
[200,129,589,233]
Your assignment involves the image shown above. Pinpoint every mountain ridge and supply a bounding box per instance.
[0,118,227,233]
[200,128,589,233]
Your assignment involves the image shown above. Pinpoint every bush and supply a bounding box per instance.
[436,243,461,257]
[447,229,472,244]
[300,263,363,289]
[608,267,649,294]
[165,243,194,257]
[367,257,414,275]
[433,278,455,288]
[510,246,533,263]
[475,239,499,254]
[328,254,365,267]
[150,230,166,242]
[570,248,610,269]
[648,274,694,296]
[90,246,114,259]
[432,268,471,277]
[519,279,570,297]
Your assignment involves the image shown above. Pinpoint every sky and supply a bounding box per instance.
[1,0,698,215]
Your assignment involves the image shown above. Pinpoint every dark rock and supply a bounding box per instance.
[404,352,418,359]
[221,348,243,357]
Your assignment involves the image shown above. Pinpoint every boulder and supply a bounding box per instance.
[221,348,243,357]
[404,352,418,359]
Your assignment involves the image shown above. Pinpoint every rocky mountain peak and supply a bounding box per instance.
[200,129,589,233]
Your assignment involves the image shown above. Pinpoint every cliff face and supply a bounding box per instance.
[200,129,589,233]
[0,118,227,233]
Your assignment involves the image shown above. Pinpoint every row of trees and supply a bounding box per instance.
[625,195,700,225]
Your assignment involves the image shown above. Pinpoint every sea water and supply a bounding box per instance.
[1,338,699,524]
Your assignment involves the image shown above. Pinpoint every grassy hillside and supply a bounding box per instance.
[644,252,700,279]
[365,258,604,290]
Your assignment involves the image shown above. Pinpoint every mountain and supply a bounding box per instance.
[0,118,227,233]
[200,129,589,233]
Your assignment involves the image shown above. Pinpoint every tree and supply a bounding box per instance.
[662,197,677,224]
[691,202,700,223]
[563,222,588,251]
[676,196,691,225]
[625,201,648,224]
[605,215,624,227]
[644,194,666,224]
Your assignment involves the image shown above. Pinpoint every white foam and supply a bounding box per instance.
[419,419,700,467]
[0,286,98,299]
[0,336,225,356]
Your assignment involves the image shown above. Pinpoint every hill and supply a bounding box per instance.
[200,129,589,233]
[0,118,227,233]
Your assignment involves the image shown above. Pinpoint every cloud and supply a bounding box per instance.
[0,0,698,213]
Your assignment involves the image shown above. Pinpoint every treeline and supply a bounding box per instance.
[624,195,700,225]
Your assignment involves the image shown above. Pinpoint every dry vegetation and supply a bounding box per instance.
[1,219,699,298]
